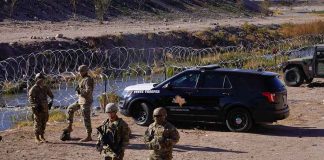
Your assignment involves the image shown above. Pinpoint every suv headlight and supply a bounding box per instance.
[122,90,133,98]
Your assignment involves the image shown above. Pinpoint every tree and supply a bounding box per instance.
[9,0,18,18]
[70,0,78,19]
[94,0,112,24]
[260,0,271,16]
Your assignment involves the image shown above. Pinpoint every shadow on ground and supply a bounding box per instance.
[174,145,248,153]
[62,141,97,147]
[307,81,324,88]
[171,121,228,132]
[128,143,248,154]
[171,121,324,138]
[251,124,324,137]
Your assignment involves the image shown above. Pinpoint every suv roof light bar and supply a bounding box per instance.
[198,64,221,70]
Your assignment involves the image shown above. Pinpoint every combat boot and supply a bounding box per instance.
[79,133,92,142]
[63,124,73,133]
[35,134,42,143]
[39,134,48,143]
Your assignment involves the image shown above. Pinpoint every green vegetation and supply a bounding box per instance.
[313,10,324,15]
[48,110,66,122]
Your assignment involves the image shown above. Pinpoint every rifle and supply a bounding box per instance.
[96,124,121,156]
[75,85,81,94]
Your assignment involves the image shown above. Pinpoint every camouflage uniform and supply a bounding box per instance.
[67,74,94,134]
[144,122,180,160]
[28,78,54,139]
[97,118,130,160]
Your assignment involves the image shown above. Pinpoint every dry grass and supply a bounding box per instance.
[279,21,324,37]
[98,92,120,109]
[48,110,66,122]
[273,9,283,16]
[16,121,33,128]
[89,67,104,79]
[2,81,24,95]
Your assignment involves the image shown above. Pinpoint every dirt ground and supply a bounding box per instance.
[0,78,324,160]
[0,5,324,43]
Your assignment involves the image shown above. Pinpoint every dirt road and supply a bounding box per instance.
[0,78,324,160]
[0,5,324,43]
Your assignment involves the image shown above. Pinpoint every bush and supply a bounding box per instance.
[2,81,24,95]
[98,91,120,111]
[242,22,257,33]
[94,0,113,24]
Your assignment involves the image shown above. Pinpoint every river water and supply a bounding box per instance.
[0,75,165,131]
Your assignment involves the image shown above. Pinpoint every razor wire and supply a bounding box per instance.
[0,34,323,131]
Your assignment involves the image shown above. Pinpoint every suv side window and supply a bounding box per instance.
[316,51,324,75]
[171,72,200,88]
[200,72,231,89]
[317,51,324,59]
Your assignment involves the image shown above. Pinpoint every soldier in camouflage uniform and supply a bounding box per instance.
[63,65,95,142]
[28,73,54,143]
[144,107,180,160]
[96,103,130,160]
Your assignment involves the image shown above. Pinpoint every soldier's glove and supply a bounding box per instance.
[48,100,53,110]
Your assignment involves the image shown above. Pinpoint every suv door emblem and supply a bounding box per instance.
[172,95,186,107]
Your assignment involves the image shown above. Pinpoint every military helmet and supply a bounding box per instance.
[35,73,45,80]
[105,103,118,113]
[153,107,167,117]
[78,65,88,72]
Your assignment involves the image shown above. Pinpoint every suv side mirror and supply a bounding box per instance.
[165,83,173,90]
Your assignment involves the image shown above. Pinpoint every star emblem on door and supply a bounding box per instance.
[172,95,186,107]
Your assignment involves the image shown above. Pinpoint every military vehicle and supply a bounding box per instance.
[282,44,324,87]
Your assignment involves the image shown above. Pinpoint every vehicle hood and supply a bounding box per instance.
[124,83,156,91]
[288,56,312,62]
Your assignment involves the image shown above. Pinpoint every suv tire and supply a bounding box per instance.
[284,67,304,87]
[131,102,153,126]
[226,108,252,132]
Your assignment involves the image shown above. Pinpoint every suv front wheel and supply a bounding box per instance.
[226,108,252,132]
[284,67,304,87]
[131,102,153,126]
